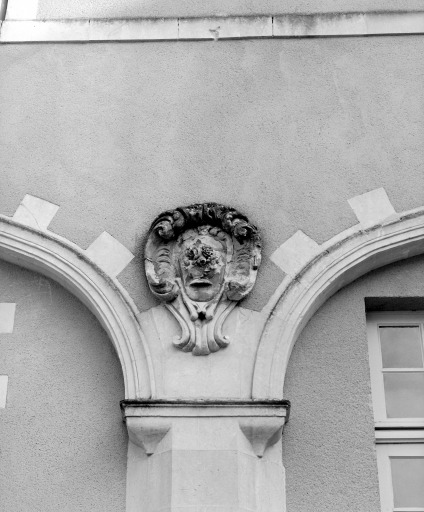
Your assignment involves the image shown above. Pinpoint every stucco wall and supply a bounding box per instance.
[284,254,424,512]
[1,32,424,512]
[2,240,424,511]
[1,37,424,315]
[0,260,126,511]
[27,0,424,19]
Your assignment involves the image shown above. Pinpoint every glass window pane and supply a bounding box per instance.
[379,326,423,368]
[391,457,424,508]
[384,373,424,418]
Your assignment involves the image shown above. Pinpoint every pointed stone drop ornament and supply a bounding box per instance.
[144,203,262,355]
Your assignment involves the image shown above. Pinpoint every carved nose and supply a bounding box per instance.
[190,267,204,278]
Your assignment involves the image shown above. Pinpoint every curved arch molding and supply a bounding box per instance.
[253,204,424,399]
[3,191,424,403]
[0,214,154,399]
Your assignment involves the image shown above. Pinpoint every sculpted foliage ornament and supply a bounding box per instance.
[145,203,262,355]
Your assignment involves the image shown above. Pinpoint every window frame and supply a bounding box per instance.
[367,312,424,429]
[376,443,424,512]
[367,311,424,512]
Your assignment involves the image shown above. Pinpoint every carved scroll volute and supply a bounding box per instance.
[144,203,262,355]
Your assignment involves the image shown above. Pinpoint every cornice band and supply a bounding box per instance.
[1,11,424,43]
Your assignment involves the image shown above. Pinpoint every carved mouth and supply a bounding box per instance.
[189,279,212,288]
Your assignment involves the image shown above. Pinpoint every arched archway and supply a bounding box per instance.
[253,206,424,399]
[0,215,154,399]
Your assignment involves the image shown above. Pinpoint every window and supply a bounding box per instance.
[367,312,424,512]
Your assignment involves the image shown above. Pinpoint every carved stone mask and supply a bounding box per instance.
[178,232,227,303]
[144,203,262,355]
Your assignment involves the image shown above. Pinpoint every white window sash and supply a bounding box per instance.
[367,312,424,424]
[376,444,424,512]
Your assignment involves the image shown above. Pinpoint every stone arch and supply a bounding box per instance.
[253,206,424,399]
[0,215,154,399]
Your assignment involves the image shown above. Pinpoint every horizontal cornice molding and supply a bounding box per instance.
[1,11,424,43]
[121,399,291,418]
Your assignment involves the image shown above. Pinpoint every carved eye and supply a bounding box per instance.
[186,248,195,260]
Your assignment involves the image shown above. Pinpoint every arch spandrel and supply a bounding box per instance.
[3,196,424,404]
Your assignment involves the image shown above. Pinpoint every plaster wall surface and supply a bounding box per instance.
[283,254,424,512]
[0,260,126,511]
[0,37,423,314]
[30,0,424,20]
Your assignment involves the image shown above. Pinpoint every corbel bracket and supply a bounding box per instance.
[121,400,291,512]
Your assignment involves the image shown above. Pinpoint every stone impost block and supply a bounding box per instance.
[1,20,90,41]
[122,400,290,512]
[179,16,272,40]
[4,0,38,20]
[0,303,16,333]
[89,18,178,41]
[0,375,8,408]
[365,11,424,35]
[13,194,59,230]
[273,13,366,37]
[85,231,134,277]
[126,417,171,455]
[271,230,320,277]
[348,187,397,229]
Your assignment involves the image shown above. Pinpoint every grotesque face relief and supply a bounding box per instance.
[179,231,227,303]
[145,203,262,355]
